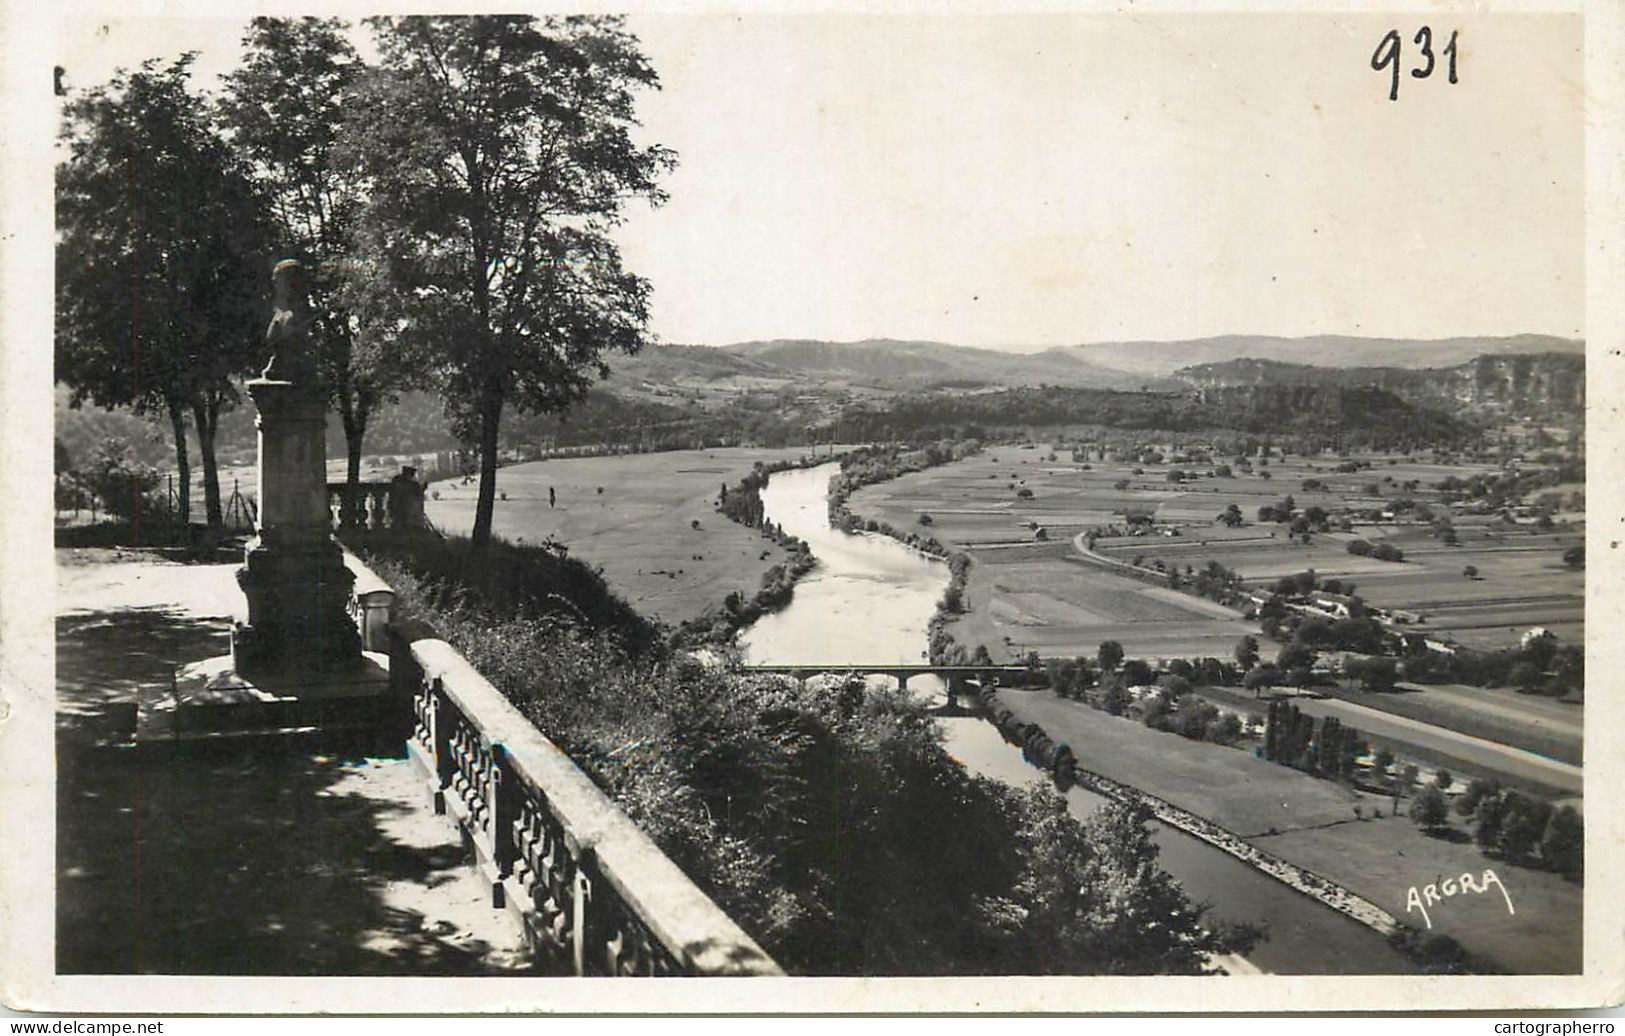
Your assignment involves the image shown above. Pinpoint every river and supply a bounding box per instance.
[739,463,1416,975]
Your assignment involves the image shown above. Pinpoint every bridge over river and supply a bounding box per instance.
[739,663,1034,690]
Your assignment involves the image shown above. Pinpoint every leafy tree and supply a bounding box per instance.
[1408,786,1449,832]
[1372,748,1395,786]
[1521,632,1558,672]
[1473,791,1510,850]
[1007,795,1256,974]
[1243,663,1280,699]
[1456,777,1498,817]
[1120,658,1154,687]
[1541,806,1583,879]
[1097,640,1124,673]
[1207,712,1243,745]
[1234,634,1260,672]
[1497,793,1553,864]
[1549,645,1584,698]
[221,17,419,524]
[57,55,274,531]
[1462,565,1478,579]
[1562,545,1584,569]
[1347,656,1397,693]
[1100,678,1131,717]
[343,15,676,551]
[1507,662,1543,693]
[1178,701,1219,741]
[1140,695,1171,730]
[1156,674,1192,701]
[1328,617,1385,654]
[79,438,163,521]
[1277,643,1315,678]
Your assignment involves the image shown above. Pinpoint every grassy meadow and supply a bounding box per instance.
[423,446,825,628]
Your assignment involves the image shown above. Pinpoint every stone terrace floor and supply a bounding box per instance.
[55,547,538,975]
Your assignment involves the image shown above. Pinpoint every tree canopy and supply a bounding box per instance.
[341,15,676,549]
[57,55,274,529]
[221,17,414,510]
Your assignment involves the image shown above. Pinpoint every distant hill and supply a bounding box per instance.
[712,338,1157,390]
[828,383,1472,450]
[1173,352,1585,420]
[604,343,787,386]
[625,334,1584,391]
[1048,334,1583,378]
[59,333,1570,471]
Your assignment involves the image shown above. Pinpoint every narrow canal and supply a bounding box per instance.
[739,463,1416,975]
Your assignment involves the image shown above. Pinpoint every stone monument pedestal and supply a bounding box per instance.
[232,378,360,672]
[138,652,392,743]
[139,262,393,744]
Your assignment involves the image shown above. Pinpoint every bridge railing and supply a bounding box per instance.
[389,623,783,977]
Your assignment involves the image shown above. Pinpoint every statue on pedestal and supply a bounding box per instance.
[260,259,320,385]
[232,258,359,673]
[142,258,388,743]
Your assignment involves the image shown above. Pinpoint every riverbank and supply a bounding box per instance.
[676,451,864,646]
[825,444,988,665]
[423,446,824,629]
[842,446,1260,661]
[742,463,1422,975]
[987,685,1582,973]
[980,686,1403,938]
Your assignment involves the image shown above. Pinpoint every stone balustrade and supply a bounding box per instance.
[389,624,783,977]
[341,550,396,653]
[328,482,421,532]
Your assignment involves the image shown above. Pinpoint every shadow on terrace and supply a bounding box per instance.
[55,546,540,976]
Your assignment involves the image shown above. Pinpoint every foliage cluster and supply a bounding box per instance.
[1347,539,1405,562]
[1262,702,1366,781]
[1457,782,1584,879]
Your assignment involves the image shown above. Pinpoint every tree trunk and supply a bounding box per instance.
[168,399,191,531]
[340,394,371,529]
[470,389,504,554]
[193,397,224,532]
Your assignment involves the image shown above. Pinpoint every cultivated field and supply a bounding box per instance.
[1193,685,1581,799]
[846,443,1583,660]
[998,688,1583,974]
[424,447,819,627]
[1257,816,1582,974]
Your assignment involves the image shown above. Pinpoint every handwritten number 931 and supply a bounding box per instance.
[1372,28,1459,101]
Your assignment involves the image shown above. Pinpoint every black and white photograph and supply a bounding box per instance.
[2,0,1622,1016]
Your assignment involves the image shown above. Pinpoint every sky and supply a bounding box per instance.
[54,10,1584,350]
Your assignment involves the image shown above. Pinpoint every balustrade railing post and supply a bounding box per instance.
[571,854,594,977]
[341,484,360,530]
[431,677,453,814]
[491,743,519,891]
